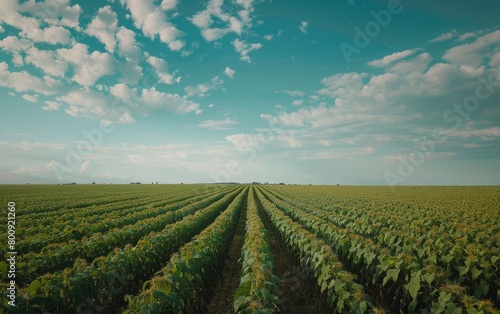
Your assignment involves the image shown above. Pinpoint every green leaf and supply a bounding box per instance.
[423,272,435,285]
[27,280,41,298]
[407,273,421,300]
[234,295,249,312]
[359,301,367,313]
[438,292,452,307]
[383,268,400,286]
[471,268,482,280]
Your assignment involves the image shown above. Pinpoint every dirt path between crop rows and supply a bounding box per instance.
[206,196,248,313]
[255,193,330,314]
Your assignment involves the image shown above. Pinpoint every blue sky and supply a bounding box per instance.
[1,0,499,185]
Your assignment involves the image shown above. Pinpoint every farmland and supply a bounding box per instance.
[0,184,499,313]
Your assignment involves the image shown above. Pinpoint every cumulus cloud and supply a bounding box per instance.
[25,47,68,77]
[42,101,62,111]
[190,0,257,42]
[139,87,203,115]
[258,31,500,166]
[116,27,142,59]
[443,29,500,67]
[184,76,224,97]
[22,94,38,103]
[86,6,119,53]
[299,21,308,34]
[110,84,202,116]
[223,67,236,78]
[58,43,116,86]
[18,0,82,29]
[232,39,262,63]
[60,88,134,124]
[0,0,75,44]
[0,62,64,95]
[160,0,178,11]
[147,56,175,84]
[0,36,33,66]
[120,0,184,51]
[225,133,269,151]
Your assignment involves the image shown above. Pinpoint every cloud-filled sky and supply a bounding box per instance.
[1,0,499,185]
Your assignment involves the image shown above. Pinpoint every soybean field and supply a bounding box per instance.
[0,184,499,313]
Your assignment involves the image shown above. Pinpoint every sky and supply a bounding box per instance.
[0,0,499,185]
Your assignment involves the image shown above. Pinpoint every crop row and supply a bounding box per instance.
[124,186,248,313]
[260,186,498,313]
[11,186,235,284]
[233,186,281,313]
[11,186,244,313]
[13,185,233,255]
[254,186,374,313]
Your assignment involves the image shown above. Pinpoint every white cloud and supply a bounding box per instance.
[0,26,4,33]
[110,84,203,116]
[120,0,184,51]
[318,72,368,100]
[367,50,417,68]
[232,39,262,63]
[61,88,134,124]
[429,29,458,43]
[443,29,500,67]
[139,87,203,115]
[299,21,308,34]
[22,94,38,103]
[42,101,62,111]
[292,99,303,106]
[198,118,238,130]
[147,56,174,84]
[160,0,178,11]
[118,57,143,85]
[184,76,224,97]
[190,0,257,42]
[86,6,118,53]
[80,160,91,173]
[443,127,500,140]
[0,140,242,183]
[0,62,64,95]
[25,47,68,77]
[116,27,142,59]
[226,133,269,151]
[223,66,236,78]
[0,36,33,51]
[490,51,500,67]
[23,25,72,45]
[0,36,33,66]
[58,43,116,86]
[19,0,82,29]
[458,32,477,41]
[0,0,74,44]
[276,90,305,97]
[264,34,273,41]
